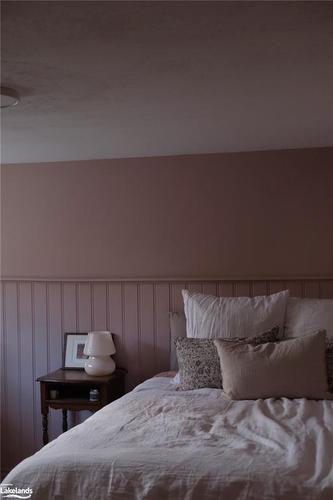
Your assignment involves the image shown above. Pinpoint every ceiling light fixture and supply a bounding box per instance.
[0,86,20,108]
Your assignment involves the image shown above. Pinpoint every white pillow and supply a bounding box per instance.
[285,298,333,340]
[182,289,289,339]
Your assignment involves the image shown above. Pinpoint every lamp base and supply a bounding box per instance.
[84,356,115,376]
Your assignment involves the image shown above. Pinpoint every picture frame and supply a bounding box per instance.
[63,333,89,370]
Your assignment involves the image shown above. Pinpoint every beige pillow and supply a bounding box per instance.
[214,331,328,400]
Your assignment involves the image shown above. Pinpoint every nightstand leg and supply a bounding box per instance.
[62,409,68,432]
[42,413,49,445]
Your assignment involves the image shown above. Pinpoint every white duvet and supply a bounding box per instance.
[3,376,333,500]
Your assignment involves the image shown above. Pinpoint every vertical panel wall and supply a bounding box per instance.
[1,277,333,476]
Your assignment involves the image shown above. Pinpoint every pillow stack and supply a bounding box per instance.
[174,288,289,391]
[172,288,332,400]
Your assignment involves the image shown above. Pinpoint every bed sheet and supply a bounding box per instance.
[3,376,333,499]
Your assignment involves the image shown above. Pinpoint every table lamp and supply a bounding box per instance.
[83,331,116,376]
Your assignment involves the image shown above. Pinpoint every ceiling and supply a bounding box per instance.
[1,1,333,164]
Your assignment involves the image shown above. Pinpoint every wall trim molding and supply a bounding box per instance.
[2,276,333,283]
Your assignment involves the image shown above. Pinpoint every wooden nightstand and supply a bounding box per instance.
[37,368,126,445]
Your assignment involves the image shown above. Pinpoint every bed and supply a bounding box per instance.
[3,374,333,499]
[3,287,333,499]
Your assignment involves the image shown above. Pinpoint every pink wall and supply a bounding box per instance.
[1,147,333,476]
[2,147,333,279]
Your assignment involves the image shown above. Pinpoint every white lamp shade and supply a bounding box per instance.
[84,331,116,356]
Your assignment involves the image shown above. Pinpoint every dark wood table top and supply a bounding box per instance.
[37,367,126,384]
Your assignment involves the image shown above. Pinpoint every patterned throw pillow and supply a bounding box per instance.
[327,341,333,392]
[175,327,280,391]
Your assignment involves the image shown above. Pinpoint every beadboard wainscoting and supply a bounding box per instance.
[1,277,333,475]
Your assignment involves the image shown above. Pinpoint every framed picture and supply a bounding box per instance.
[63,333,88,370]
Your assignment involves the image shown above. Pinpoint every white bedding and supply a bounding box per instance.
[3,376,333,500]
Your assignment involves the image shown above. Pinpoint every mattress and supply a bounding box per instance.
[3,376,333,500]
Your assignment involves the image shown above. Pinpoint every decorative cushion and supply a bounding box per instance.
[175,338,222,390]
[175,327,280,391]
[285,297,333,340]
[169,312,186,370]
[182,289,289,339]
[214,330,328,400]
